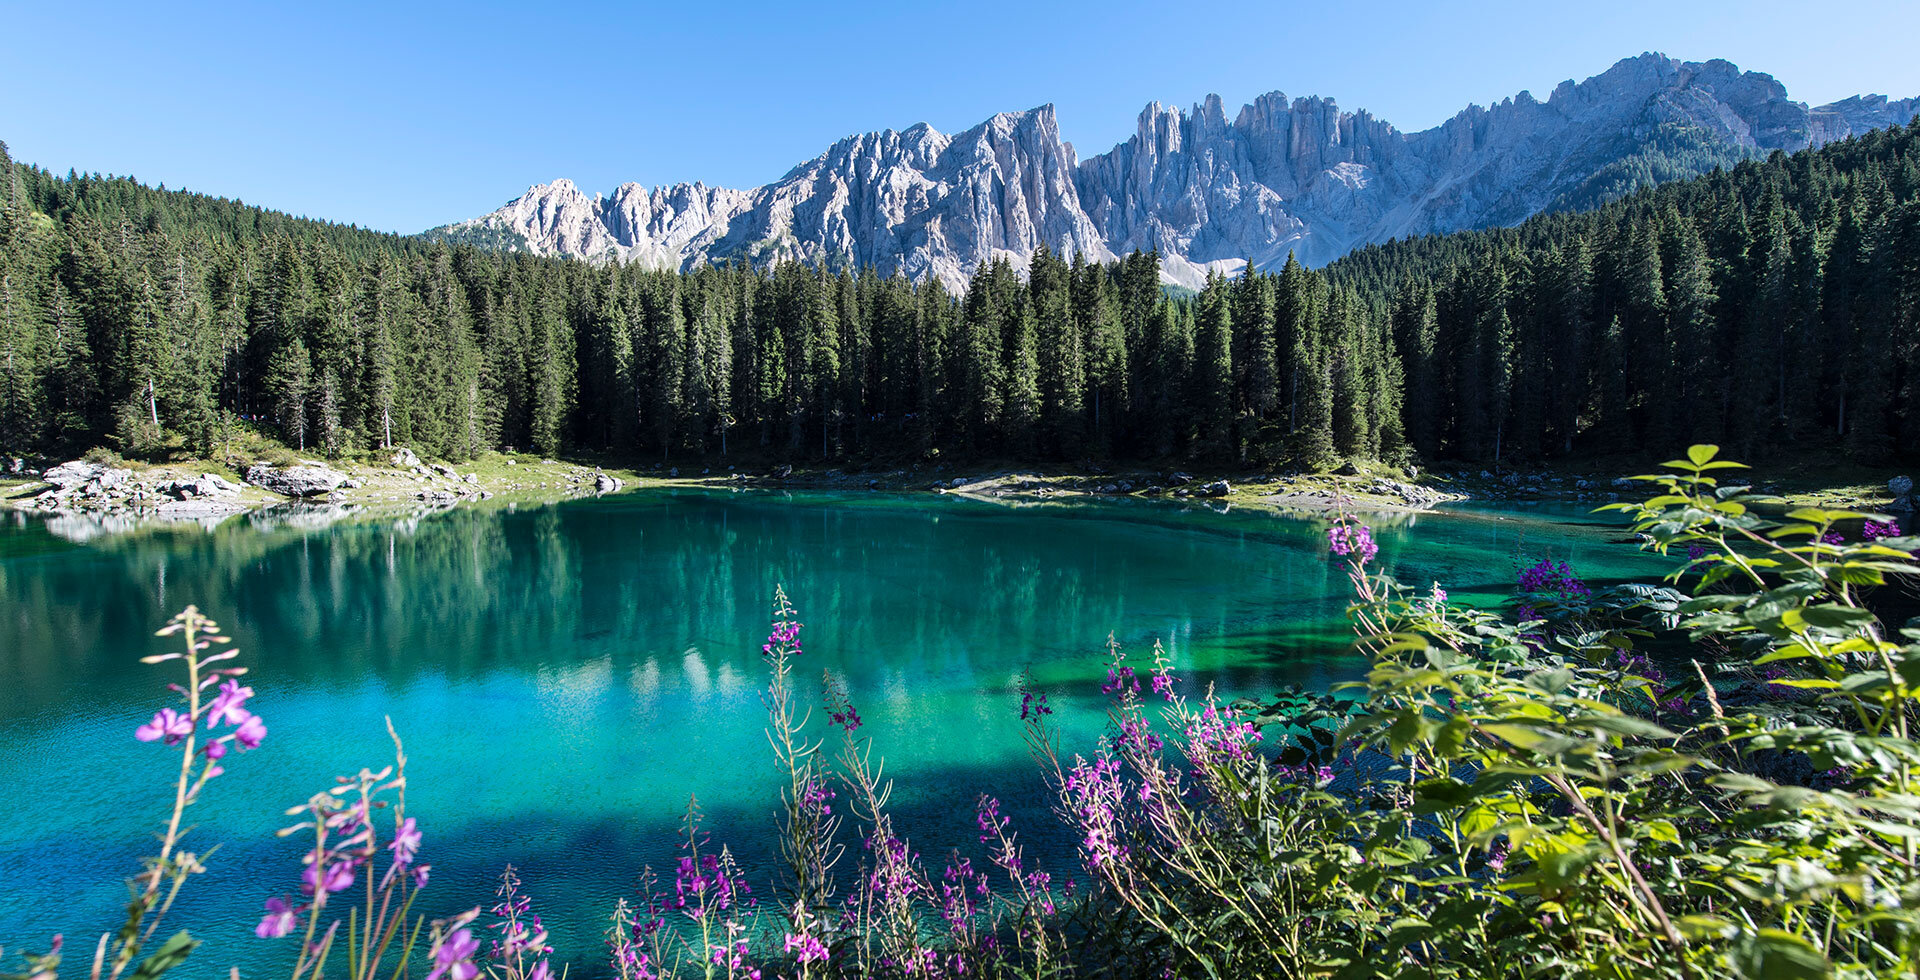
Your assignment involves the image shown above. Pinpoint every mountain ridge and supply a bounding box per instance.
[426,53,1919,288]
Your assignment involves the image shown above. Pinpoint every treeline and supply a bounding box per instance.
[2,118,1917,467]
[0,145,1401,464]
[1330,116,1920,461]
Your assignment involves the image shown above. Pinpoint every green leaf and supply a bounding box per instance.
[1678,914,1736,941]
[1729,928,1831,980]
[1686,444,1720,466]
[128,931,199,980]
[1800,605,1877,630]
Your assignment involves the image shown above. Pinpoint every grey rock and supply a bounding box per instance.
[44,460,127,489]
[594,473,622,493]
[390,447,423,469]
[1891,475,1914,497]
[245,463,349,498]
[1198,480,1232,498]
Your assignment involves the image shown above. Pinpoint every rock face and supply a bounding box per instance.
[245,463,349,498]
[429,53,1917,289]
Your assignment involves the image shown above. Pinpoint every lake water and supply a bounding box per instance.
[0,489,1666,975]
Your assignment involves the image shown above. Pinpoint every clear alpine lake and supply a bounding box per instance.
[0,489,1670,974]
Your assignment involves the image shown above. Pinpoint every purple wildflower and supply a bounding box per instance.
[1019,689,1052,721]
[829,703,863,734]
[234,714,267,750]
[1101,665,1140,700]
[255,897,300,939]
[302,859,355,896]
[801,778,834,818]
[1821,530,1846,546]
[389,817,422,865]
[976,797,1010,845]
[428,929,480,980]
[206,679,255,728]
[1487,840,1510,873]
[1517,559,1591,599]
[1328,522,1379,563]
[1864,519,1902,541]
[135,708,194,745]
[784,932,828,964]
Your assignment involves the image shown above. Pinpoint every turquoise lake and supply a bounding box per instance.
[0,489,1668,975]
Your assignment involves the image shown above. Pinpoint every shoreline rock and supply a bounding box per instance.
[244,463,349,498]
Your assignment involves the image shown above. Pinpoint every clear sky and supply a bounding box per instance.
[3,0,1916,235]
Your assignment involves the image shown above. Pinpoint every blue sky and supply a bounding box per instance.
[3,0,1916,234]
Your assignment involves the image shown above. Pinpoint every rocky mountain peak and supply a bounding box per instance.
[428,53,1919,289]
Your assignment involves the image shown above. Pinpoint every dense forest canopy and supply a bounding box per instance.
[1,118,1917,467]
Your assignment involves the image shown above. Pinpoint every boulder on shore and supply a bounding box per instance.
[43,460,130,490]
[1891,475,1914,497]
[594,473,622,493]
[1198,480,1232,498]
[245,463,348,498]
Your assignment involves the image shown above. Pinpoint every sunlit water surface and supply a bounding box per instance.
[0,489,1666,975]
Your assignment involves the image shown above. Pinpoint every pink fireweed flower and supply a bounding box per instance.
[709,941,758,979]
[1101,665,1140,700]
[761,621,803,660]
[302,859,355,896]
[1150,673,1175,701]
[1327,522,1379,563]
[784,932,828,963]
[976,796,1010,845]
[1064,755,1131,871]
[206,679,255,728]
[234,714,267,750]
[1517,559,1590,598]
[830,704,862,734]
[1019,689,1052,721]
[256,897,300,938]
[389,817,423,865]
[801,778,835,818]
[1820,530,1845,546]
[204,739,228,760]
[1864,519,1902,540]
[428,928,480,980]
[136,708,194,745]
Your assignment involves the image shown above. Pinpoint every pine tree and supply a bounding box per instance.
[267,336,311,451]
[1078,258,1127,452]
[1191,272,1234,457]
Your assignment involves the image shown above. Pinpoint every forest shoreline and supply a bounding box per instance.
[5,446,1910,530]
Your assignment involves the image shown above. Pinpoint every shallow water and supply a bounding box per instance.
[0,489,1666,975]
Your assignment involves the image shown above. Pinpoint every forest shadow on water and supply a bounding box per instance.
[0,489,1671,976]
